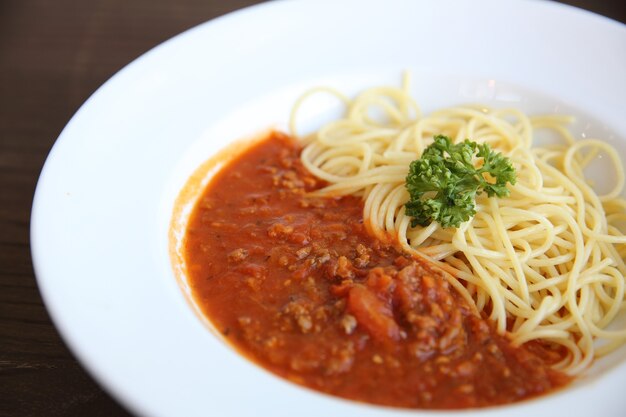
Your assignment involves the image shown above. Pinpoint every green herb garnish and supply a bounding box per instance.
[405,135,516,228]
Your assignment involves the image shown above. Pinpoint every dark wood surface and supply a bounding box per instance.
[0,1,623,416]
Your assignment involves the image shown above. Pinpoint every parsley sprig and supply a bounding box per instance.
[405,135,516,228]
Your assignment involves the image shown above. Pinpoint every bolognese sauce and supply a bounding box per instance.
[182,131,570,409]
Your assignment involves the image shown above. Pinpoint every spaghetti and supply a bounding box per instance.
[290,76,626,374]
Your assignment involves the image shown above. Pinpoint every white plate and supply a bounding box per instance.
[31,1,626,416]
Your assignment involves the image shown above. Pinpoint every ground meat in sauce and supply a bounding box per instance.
[183,131,571,409]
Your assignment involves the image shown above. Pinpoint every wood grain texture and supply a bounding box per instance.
[0,1,623,416]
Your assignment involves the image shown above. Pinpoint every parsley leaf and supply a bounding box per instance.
[405,135,516,228]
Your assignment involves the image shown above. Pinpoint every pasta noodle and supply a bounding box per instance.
[290,75,626,375]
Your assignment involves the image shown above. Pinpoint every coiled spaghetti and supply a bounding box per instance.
[290,76,626,374]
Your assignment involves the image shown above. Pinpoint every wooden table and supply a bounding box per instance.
[1,1,623,415]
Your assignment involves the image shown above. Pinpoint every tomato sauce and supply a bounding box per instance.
[182,132,570,409]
